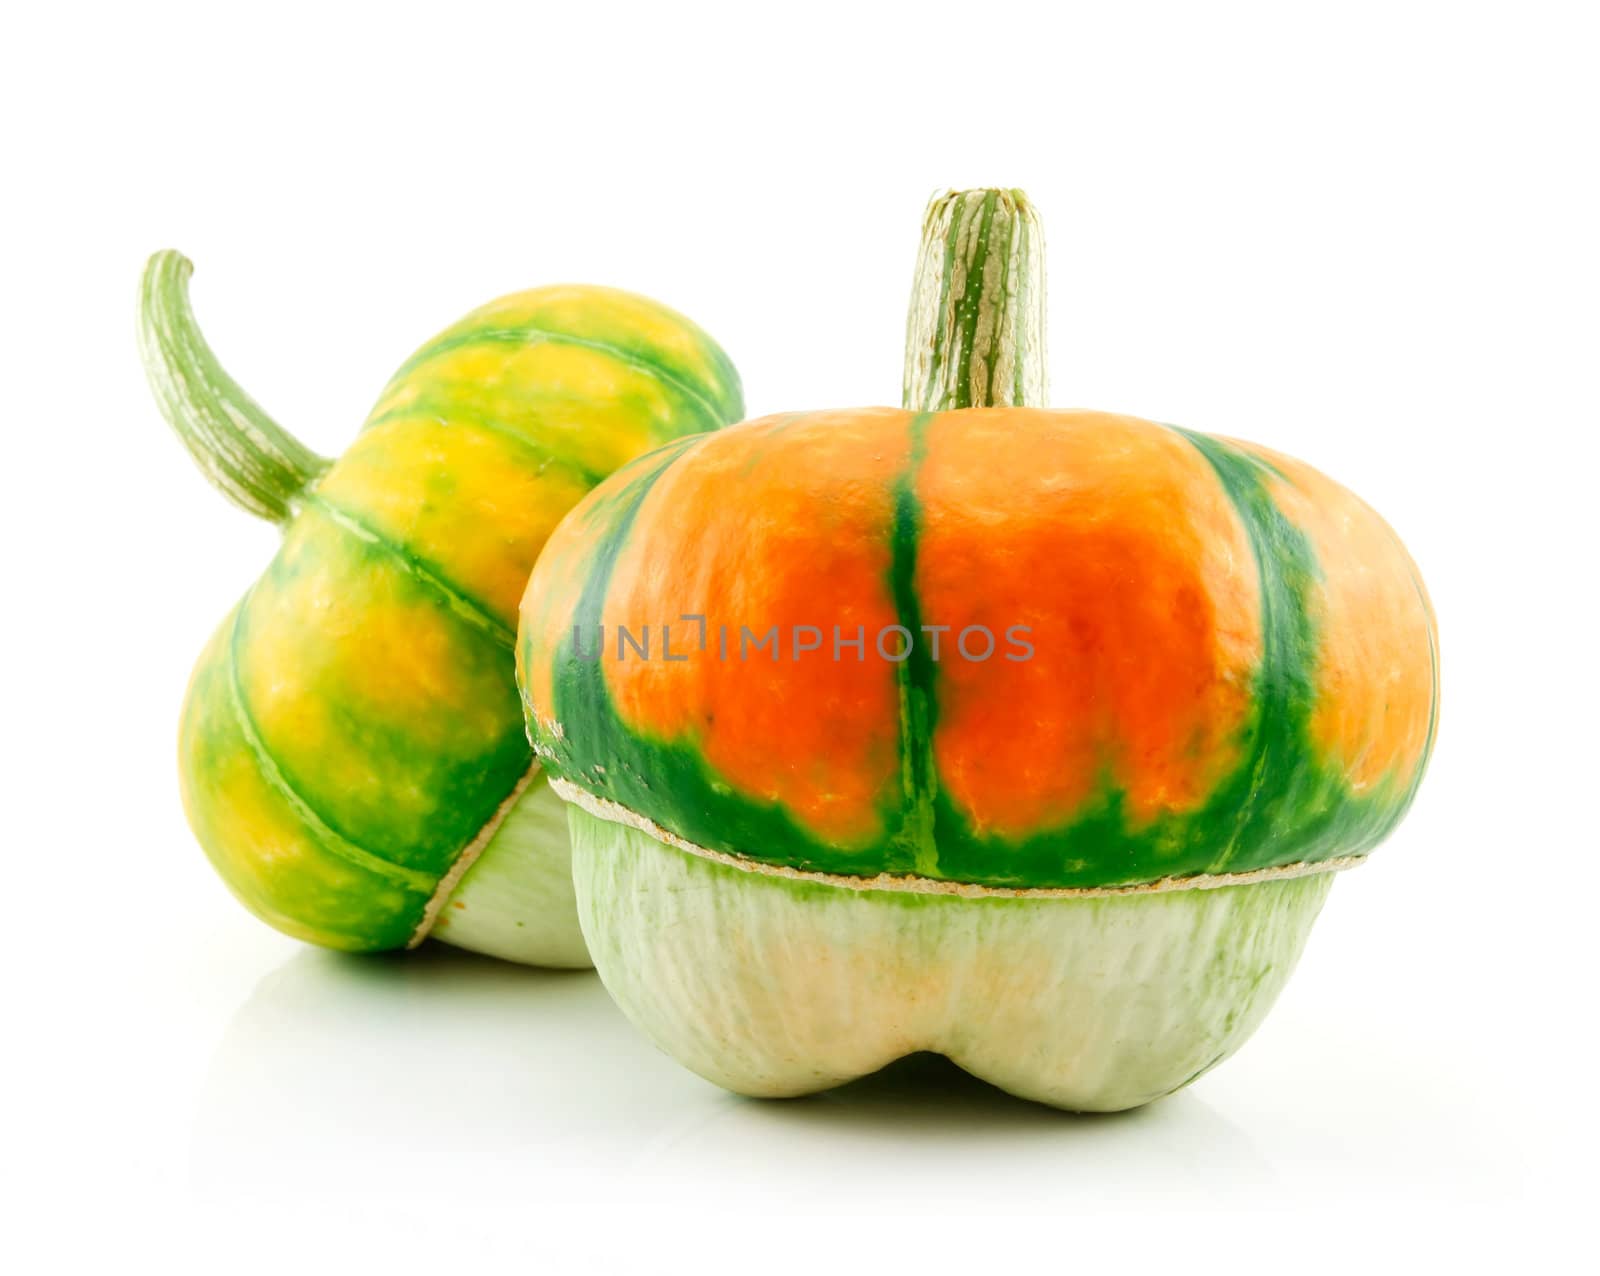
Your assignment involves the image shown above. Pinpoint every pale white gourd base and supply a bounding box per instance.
[569,805,1336,1112]
[428,772,592,968]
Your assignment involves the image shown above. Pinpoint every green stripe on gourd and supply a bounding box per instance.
[887,411,940,877]
[389,328,739,429]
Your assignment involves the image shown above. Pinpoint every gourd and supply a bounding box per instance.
[516,190,1438,1108]
[140,252,741,964]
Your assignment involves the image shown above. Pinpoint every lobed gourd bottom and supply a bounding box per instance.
[431,774,592,968]
[569,806,1335,1112]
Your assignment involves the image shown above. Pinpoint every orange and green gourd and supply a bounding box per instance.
[140,252,742,962]
[517,190,1439,1108]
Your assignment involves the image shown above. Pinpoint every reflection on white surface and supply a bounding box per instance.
[193,944,1276,1209]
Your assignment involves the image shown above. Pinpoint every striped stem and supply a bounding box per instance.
[902,188,1047,412]
[138,251,330,522]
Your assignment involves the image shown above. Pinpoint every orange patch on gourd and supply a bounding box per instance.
[1237,441,1437,795]
[917,410,1263,839]
[600,410,911,847]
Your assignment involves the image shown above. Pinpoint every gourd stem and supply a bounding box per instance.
[138,250,330,523]
[902,188,1048,412]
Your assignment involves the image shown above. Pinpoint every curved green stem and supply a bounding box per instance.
[902,188,1048,412]
[138,251,330,523]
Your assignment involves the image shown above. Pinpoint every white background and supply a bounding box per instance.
[5,1,1596,1269]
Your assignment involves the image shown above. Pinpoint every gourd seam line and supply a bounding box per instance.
[360,402,609,488]
[406,761,542,948]
[301,493,517,650]
[393,328,730,428]
[554,777,1363,898]
[224,596,436,893]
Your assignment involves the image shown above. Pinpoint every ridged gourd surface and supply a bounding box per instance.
[180,288,743,949]
[520,407,1438,890]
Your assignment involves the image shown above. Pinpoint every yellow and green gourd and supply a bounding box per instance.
[139,252,742,964]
